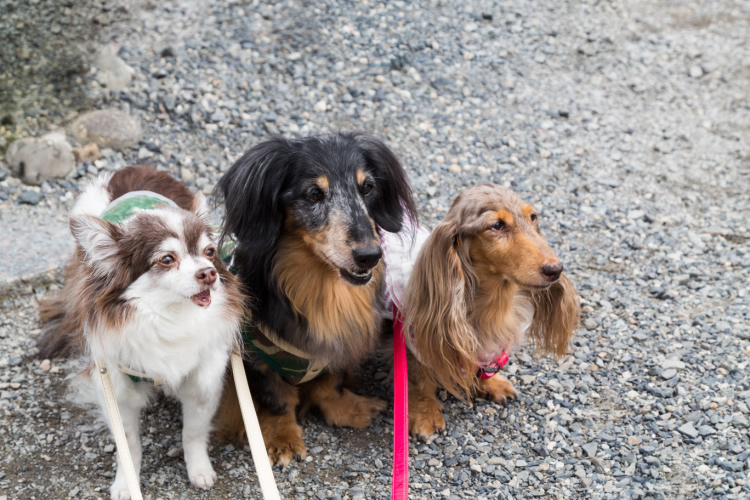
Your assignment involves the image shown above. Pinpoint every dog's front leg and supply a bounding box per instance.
[177,381,221,490]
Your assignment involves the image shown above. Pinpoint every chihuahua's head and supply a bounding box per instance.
[70,207,230,310]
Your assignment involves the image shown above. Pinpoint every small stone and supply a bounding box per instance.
[104,444,115,453]
[540,149,551,159]
[520,375,535,385]
[689,65,703,78]
[18,190,42,205]
[68,109,143,151]
[0,168,8,181]
[732,414,749,428]
[449,164,462,173]
[310,446,324,454]
[72,143,101,163]
[661,369,677,380]
[40,359,51,372]
[584,318,598,330]
[662,359,686,370]
[697,425,715,436]
[582,443,598,457]
[314,99,328,113]
[627,436,642,446]
[678,422,699,439]
[166,446,180,457]
[180,167,195,183]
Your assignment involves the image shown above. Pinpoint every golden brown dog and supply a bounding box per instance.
[400,184,580,438]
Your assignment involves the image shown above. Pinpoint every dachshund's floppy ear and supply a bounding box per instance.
[353,133,418,232]
[404,219,479,401]
[527,273,580,358]
[214,137,294,258]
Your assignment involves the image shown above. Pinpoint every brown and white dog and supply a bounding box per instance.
[392,184,580,438]
[36,166,245,498]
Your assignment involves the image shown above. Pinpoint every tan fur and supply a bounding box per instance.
[403,184,580,435]
[356,169,367,185]
[300,373,386,428]
[274,230,382,369]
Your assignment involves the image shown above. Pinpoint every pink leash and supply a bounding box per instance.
[392,307,409,500]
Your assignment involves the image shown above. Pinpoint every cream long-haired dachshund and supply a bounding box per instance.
[396,184,580,438]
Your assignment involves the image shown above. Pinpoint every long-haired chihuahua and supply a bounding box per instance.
[214,132,417,465]
[396,184,580,438]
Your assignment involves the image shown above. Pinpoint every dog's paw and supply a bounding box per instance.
[110,480,131,500]
[478,376,517,404]
[188,465,217,490]
[409,398,446,439]
[267,436,307,468]
[322,390,386,428]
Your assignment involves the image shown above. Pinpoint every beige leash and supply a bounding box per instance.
[94,354,280,500]
[231,352,281,500]
[95,359,144,500]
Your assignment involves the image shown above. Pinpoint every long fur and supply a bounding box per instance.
[404,184,580,405]
[213,132,417,465]
[36,166,245,497]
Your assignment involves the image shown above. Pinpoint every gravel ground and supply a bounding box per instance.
[2,0,749,498]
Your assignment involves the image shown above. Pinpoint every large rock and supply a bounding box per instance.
[94,45,135,93]
[68,109,142,151]
[5,132,75,185]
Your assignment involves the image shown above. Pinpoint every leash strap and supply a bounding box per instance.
[231,352,281,500]
[392,307,409,500]
[94,359,144,500]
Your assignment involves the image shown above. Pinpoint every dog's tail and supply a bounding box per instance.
[36,292,83,359]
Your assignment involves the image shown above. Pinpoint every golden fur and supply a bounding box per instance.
[402,184,580,437]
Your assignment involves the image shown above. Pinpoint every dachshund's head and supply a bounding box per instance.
[215,132,417,286]
[405,184,579,400]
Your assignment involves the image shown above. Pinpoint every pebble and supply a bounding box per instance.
[18,190,42,205]
[678,422,699,439]
[40,359,51,372]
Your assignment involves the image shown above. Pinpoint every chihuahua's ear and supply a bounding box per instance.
[191,192,210,219]
[404,219,478,401]
[69,215,122,277]
[528,273,580,358]
[353,133,418,233]
[214,137,294,258]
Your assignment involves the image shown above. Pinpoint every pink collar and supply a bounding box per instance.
[477,351,510,380]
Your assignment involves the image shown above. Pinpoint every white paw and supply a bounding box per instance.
[188,465,217,490]
[110,480,131,500]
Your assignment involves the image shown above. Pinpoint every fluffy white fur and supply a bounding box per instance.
[70,183,240,499]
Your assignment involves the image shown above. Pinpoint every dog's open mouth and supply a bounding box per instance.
[192,289,211,307]
[339,268,373,286]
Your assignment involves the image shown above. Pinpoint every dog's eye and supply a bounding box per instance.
[308,187,325,202]
[160,255,175,266]
[491,220,506,231]
[530,213,538,222]
[361,182,374,195]
[205,247,215,258]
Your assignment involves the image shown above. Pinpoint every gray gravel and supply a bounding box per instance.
[2,0,749,499]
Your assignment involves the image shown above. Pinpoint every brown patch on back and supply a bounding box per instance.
[273,229,382,369]
[108,165,195,211]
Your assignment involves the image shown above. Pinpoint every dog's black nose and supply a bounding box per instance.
[352,246,383,270]
[541,262,563,281]
[196,267,217,285]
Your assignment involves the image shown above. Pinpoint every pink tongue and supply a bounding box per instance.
[192,289,211,307]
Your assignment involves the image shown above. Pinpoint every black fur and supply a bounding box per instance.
[214,132,417,412]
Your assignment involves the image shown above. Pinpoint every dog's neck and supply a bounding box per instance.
[272,231,382,367]
[469,271,530,355]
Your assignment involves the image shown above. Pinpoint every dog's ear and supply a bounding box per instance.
[69,215,122,277]
[404,219,479,401]
[191,192,210,219]
[354,133,418,233]
[214,137,293,257]
[527,273,580,358]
